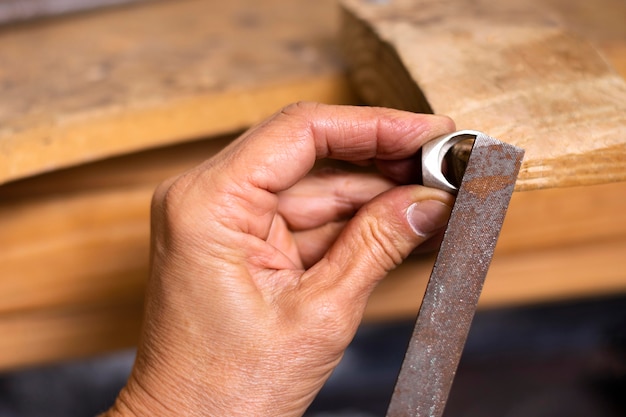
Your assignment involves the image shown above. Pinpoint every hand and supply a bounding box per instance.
[104,103,455,417]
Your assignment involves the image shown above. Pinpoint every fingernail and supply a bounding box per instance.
[407,200,452,237]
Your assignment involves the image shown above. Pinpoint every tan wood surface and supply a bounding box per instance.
[0,135,233,316]
[3,156,626,315]
[2,0,626,370]
[341,0,626,191]
[367,182,626,321]
[0,302,143,369]
[0,0,354,185]
[2,136,626,368]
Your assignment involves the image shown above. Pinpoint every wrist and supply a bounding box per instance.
[106,359,316,417]
[99,384,144,417]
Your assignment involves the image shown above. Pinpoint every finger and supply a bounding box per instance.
[225,102,455,193]
[191,102,454,238]
[277,168,396,230]
[303,186,454,305]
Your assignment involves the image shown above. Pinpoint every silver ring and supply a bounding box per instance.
[421,130,480,194]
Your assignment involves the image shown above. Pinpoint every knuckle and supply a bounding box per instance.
[151,180,171,215]
[277,102,319,135]
[279,101,319,117]
[151,173,196,234]
[296,294,358,350]
[359,211,404,268]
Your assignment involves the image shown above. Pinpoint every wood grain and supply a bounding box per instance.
[0,303,142,370]
[0,135,234,314]
[341,0,626,191]
[1,132,626,368]
[366,236,626,321]
[3,138,625,315]
[3,0,626,370]
[0,0,355,184]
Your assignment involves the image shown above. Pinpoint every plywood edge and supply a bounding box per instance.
[340,0,626,191]
[0,74,355,185]
[0,302,142,371]
[3,237,624,370]
[365,236,626,322]
[3,167,625,316]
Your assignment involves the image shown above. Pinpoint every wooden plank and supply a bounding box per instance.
[0,186,151,313]
[490,181,626,255]
[0,303,142,370]
[365,236,626,321]
[0,135,234,314]
[340,0,626,191]
[3,234,624,369]
[0,136,232,370]
[0,0,355,184]
[2,140,626,370]
[3,0,626,370]
[3,179,626,368]
[2,133,626,316]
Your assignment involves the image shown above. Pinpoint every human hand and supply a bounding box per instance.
[105,103,455,417]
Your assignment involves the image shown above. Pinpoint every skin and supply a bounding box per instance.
[102,102,456,417]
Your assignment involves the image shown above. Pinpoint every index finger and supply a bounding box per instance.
[215,102,455,193]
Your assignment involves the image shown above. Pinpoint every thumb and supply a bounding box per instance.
[317,186,453,298]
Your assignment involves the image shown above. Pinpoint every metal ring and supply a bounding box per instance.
[421,129,481,194]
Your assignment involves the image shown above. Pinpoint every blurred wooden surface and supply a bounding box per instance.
[366,181,626,321]
[2,136,626,368]
[341,0,626,191]
[1,0,626,370]
[0,0,354,184]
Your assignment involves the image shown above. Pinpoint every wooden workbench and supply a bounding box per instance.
[339,0,626,318]
[1,0,625,369]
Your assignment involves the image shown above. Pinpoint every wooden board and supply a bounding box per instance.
[0,0,354,185]
[3,168,626,314]
[0,303,143,370]
[0,135,234,314]
[2,132,626,367]
[0,135,233,370]
[340,0,626,191]
[366,182,626,321]
[3,0,626,370]
[4,132,625,314]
